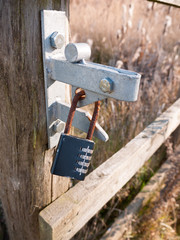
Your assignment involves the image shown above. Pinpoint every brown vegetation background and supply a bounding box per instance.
[70,0,180,166]
[69,0,180,239]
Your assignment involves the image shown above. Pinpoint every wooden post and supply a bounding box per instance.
[0,1,70,239]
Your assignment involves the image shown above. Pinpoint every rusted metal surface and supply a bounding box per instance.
[54,101,109,142]
[87,101,101,140]
[64,90,100,140]
[64,89,86,134]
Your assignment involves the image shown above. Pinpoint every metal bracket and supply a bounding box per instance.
[50,56,141,107]
[41,10,70,148]
[41,10,141,148]
[49,101,109,142]
[41,10,109,148]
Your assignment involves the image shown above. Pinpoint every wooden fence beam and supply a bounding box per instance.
[39,98,180,240]
[148,0,180,7]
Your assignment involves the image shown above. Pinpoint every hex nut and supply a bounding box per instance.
[99,78,114,93]
[53,119,65,133]
[50,32,65,49]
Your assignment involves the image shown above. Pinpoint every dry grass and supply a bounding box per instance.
[70,0,180,239]
[70,0,180,167]
[127,145,180,240]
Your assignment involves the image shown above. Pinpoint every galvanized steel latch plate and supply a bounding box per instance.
[41,10,141,149]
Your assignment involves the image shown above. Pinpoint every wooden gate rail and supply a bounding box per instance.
[39,98,180,240]
[148,0,180,7]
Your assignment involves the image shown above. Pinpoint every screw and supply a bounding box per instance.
[50,32,65,49]
[99,78,114,93]
[53,119,65,133]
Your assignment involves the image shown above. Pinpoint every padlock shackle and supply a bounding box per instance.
[87,101,100,140]
[64,89,85,135]
[64,90,100,140]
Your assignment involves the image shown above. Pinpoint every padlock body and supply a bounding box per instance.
[51,133,94,180]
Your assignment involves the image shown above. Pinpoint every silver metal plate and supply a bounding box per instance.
[50,59,141,107]
[41,10,69,148]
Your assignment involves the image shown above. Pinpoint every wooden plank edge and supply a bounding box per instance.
[39,214,53,240]
[148,0,180,7]
[100,157,175,240]
[39,98,180,240]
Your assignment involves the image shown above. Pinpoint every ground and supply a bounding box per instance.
[124,145,180,240]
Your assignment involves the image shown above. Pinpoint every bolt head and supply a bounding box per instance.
[53,119,65,133]
[99,78,114,93]
[50,32,65,49]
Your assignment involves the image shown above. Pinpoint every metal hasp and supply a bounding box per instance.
[41,10,141,148]
[50,43,141,107]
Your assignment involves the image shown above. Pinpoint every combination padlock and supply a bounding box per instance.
[51,89,100,181]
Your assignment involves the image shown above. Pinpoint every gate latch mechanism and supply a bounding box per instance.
[41,10,141,149]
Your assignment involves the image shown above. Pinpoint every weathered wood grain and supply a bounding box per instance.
[39,98,180,240]
[0,1,70,240]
